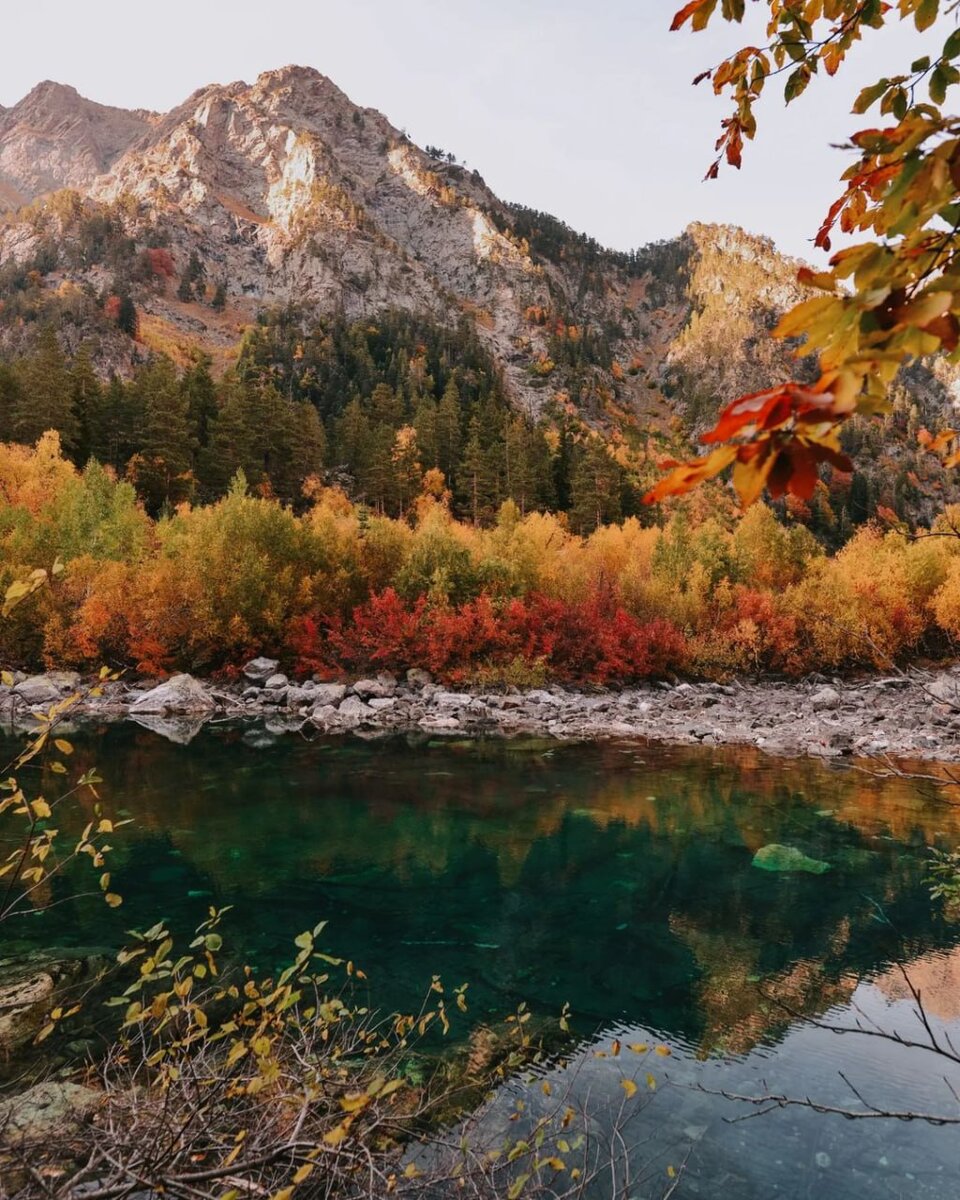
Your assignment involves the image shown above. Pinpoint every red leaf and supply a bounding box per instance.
[671,0,708,31]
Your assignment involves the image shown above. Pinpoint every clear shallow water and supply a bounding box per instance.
[5,724,960,1196]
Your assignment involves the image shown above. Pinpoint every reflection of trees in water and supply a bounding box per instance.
[6,727,957,1051]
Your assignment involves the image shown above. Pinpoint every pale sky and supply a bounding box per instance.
[1,1,932,261]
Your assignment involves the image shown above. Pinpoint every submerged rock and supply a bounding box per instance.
[752,844,831,875]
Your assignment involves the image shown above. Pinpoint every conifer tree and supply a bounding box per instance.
[13,327,79,453]
[200,381,257,500]
[435,378,462,482]
[88,375,136,474]
[70,344,103,465]
[0,363,23,444]
[288,401,327,499]
[570,438,623,534]
[413,395,439,468]
[182,358,218,451]
[126,357,196,512]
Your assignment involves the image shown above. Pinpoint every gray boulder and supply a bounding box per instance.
[264,673,289,690]
[0,1081,102,1148]
[353,674,397,700]
[811,685,842,712]
[406,668,433,690]
[243,657,280,685]
[312,683,347,707]
[12,676,61,707]
[339,695,373,723]
[928,676,960,708]
[129,674,216,715]
[45,670,81,694]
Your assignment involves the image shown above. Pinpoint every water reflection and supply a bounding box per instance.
[7,726,960,1195]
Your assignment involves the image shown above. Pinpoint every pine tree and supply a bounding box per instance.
[181,358,218,452]
[70,345,102,465]
[88,375,136,473]
[457,414,498,525]
[126,357,197,512]
[435,378,462,482]
[0,364,23,443]
[200,381,257,500]
[288,402,327,500]
[13,327,79,453]
[335,399,373,482]
[569,438,622,533]
[117,295,139,338]
[412,395,439,467]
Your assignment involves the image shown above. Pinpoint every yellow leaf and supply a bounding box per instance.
[31,799,52,819]
[292,1164,314,1185]
[104,893,123,908]
[323,1122,351,1147]
[654,1045,672,1057]
[403,1164,422,1179]
[54,739,73,755]
[646,1073,657,1091]
[621,1078,638,1099]
[629,1042,649,1054]
[340,1092,371,1114]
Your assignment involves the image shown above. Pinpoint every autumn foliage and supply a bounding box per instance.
[6,434,960,684]
[655,0,960,505]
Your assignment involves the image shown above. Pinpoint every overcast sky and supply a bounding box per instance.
[2,2,930,261]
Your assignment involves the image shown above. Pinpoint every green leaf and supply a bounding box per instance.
[784,64,812,103]
[930,65,949,105]
[915,0,940,31]
[853,78,889,114]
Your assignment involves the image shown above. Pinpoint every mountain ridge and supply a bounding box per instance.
[0,67,956,479]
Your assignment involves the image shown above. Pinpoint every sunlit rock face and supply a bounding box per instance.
[1,67,958,452]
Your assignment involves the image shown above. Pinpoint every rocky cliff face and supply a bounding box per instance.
[0,82,156,209]
[0,66,955,442]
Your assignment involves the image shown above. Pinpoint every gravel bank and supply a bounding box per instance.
[4,660,960,762]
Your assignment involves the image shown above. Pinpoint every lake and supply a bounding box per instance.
[6,722,960,1197]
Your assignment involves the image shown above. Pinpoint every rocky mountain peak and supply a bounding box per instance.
[0,80,156,208]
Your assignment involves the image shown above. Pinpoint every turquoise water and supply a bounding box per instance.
[5,724,960,1196]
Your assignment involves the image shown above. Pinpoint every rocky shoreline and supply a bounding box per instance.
[3,657,960,762]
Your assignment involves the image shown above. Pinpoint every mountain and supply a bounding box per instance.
[0,68,810,420]
[0,66,956,525]
[0,81,156,208]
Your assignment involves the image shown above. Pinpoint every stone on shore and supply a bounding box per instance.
[0,1080,102,1149]
[243,657,280,684]
[129,674,215,715]
[811,685,842,712]
[353,674,397,700]
[12,676,61,706]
